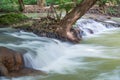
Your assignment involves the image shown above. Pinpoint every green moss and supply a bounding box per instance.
[0,13,28,25]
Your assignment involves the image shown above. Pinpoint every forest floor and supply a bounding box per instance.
[23,5,120,17]
[22,5,120,23]
[22,5,120,24]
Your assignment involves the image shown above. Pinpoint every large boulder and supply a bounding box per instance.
[0,46,24,76]
[0,46,45,77]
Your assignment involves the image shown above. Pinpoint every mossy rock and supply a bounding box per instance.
[0,13,28,25]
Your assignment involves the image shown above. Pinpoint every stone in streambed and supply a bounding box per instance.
[0,47,23,72]
[0,46,46,77]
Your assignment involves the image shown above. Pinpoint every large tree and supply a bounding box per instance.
[57,0,98,43]
[27,0,98,43]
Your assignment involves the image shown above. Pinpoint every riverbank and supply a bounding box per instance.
[0,12,120,43]
[0,4,120,43]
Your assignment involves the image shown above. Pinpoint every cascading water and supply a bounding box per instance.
[22,19,117,71]
[0,19,120,80]
[75,19,116,36]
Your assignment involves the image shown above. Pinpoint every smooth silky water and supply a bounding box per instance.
[0,19,120,80]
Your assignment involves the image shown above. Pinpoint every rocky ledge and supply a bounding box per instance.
[0,46,45,77]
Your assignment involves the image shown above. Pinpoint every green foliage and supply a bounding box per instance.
[107,7,117,14]
[107,7,120,15]
[110,0,120,5]
[97,0,120,15]
[46,0,82,6]
[47,0,83,21]
[46,0,60,5]
[98,0,120,7]
[58,0,73,13]
[0,0,119,13]
[0,0,20,12]
[0,13,28,25]
[0,4,19,12]
[48,0,83,13]
[0,0,37,12]
[24,0,37,5]
[46,0,83,21]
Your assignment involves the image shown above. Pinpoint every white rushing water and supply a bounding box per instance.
[75,19,116,37]
[0,19,120,80]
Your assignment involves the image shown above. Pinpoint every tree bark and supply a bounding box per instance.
[18,0,25,11]
[59,0,98,43]
[37,0,46,8]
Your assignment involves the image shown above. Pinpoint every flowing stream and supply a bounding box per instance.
[0,19,120,80]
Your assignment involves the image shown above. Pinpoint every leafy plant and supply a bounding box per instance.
[98,0,120,7]
[0,0,19,12]
[0,13,28,25]
[24,0,37,5]
[107,7,117,15]
[47,0,83,21]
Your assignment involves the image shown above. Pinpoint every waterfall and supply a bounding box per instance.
[75,19,116,37]
[23,42,65,70]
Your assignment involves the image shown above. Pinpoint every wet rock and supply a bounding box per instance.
[86,28,94,34]
[9,68,45,77]
[0,46,24,76]
[0,63,8,76]
[0,46,45,77]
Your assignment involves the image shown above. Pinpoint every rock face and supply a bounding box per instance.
[0,46,45,77]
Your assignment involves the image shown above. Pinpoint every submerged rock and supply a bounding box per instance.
[0,46,45,77]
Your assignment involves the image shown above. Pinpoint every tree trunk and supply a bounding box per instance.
[59,0,98,43]
[20,0,98,43]
[72,0,77,5]
[37,0,46,8]
[18,0,24,11]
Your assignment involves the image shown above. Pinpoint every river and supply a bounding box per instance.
[0,19,120,80]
